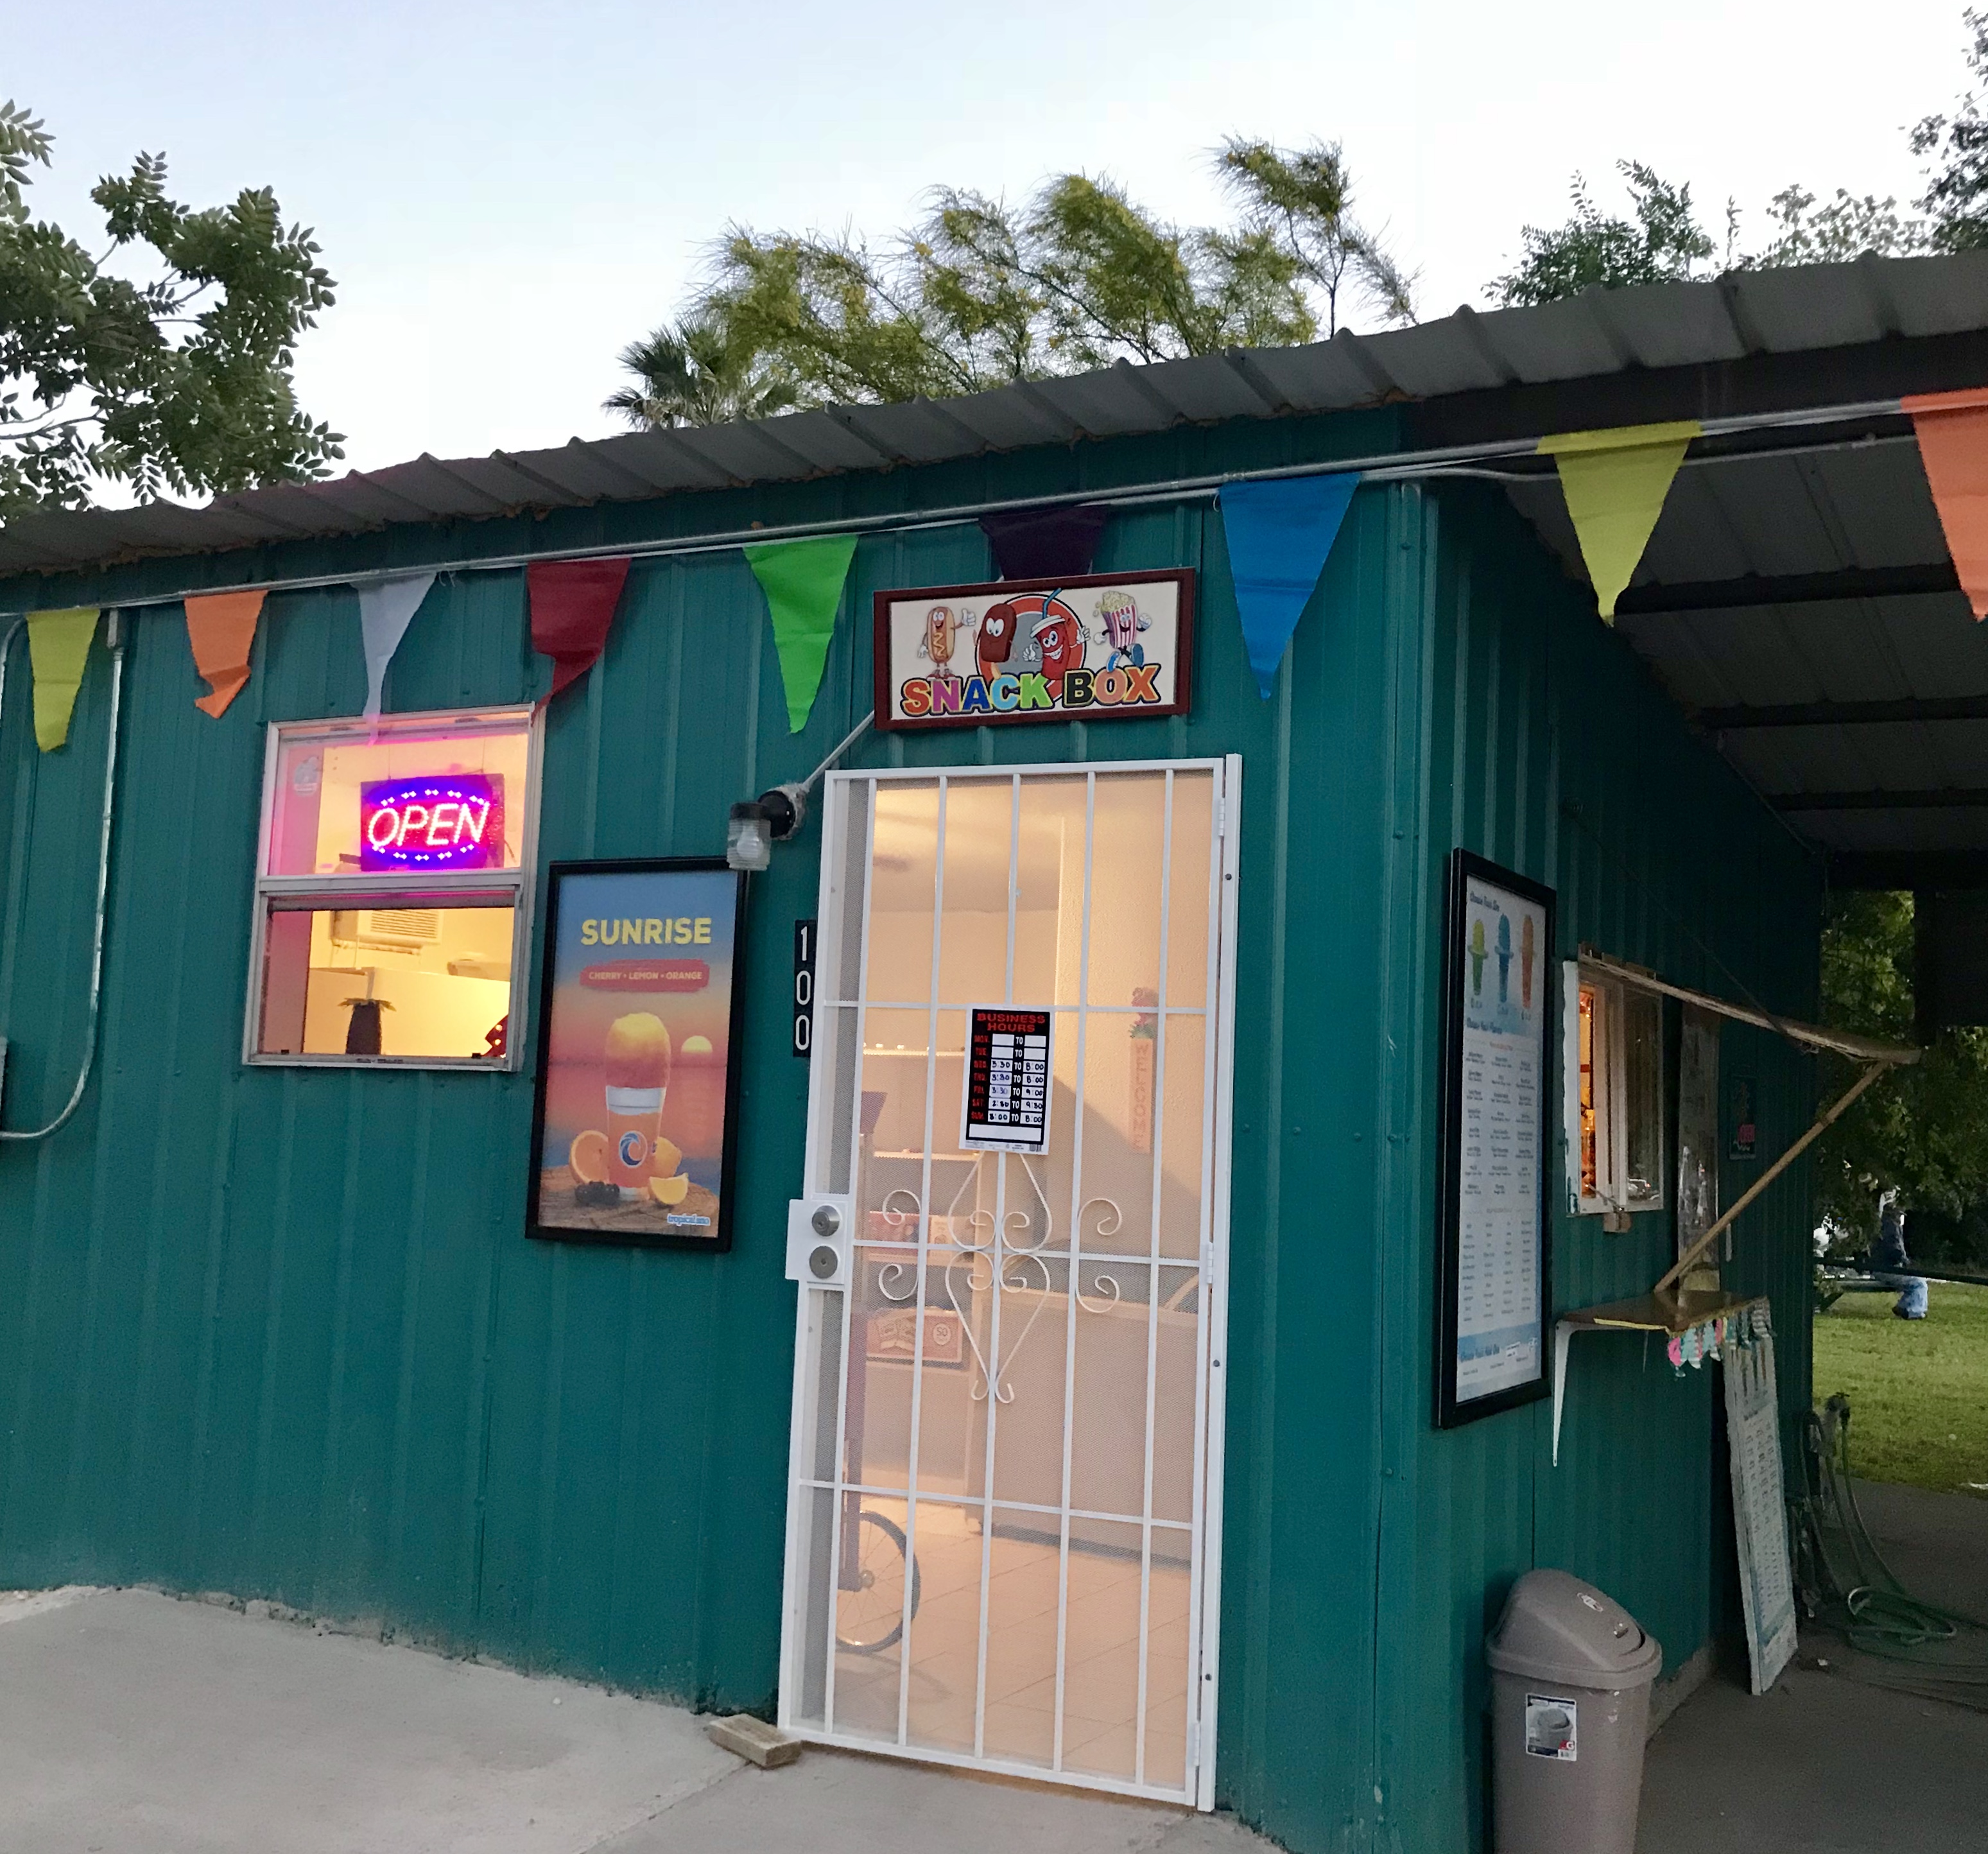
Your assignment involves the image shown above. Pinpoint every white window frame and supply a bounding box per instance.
[1564,958,1665,1217]
[241,703,544,1071]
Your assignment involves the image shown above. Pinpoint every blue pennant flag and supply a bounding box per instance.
[1218,472,1362,697]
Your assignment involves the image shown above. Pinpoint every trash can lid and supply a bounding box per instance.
[1485,1569,1663,1688]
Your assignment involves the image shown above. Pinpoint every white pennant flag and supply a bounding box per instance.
[358,573,437,720]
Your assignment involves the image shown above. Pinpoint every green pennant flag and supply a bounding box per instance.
[1537,420,1700,621]
[745,533,858,732]
[26,607,99,751]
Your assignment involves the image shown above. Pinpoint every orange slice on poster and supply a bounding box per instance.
[569,1129,611,1184]
[648,1135,683,1179]
[648,1172,690,1206]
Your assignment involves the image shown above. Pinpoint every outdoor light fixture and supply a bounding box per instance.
[726,802,774,873]
[757,781,807,842]
[725,783,808,872]
[723,718,869,872]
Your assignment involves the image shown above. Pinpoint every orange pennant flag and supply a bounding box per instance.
[184,589,267,716]
[1903,388,1988,619]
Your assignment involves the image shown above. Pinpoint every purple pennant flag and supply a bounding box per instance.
[980,504,1109,580]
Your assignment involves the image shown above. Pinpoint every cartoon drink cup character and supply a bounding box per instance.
[1497,915,1512,1004]
[605,1012,672,1191]
[1521,915,1535,1009]
[1469,919,1487,997]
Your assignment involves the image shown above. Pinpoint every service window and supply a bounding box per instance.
[1565,961,1664,1216]
[245,706,540,1068]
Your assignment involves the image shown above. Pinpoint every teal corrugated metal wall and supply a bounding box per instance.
[1360,481,1820,1854]
[0,428,1820,1854]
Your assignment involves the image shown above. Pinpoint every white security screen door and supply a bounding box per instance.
[779,758,1240,1806]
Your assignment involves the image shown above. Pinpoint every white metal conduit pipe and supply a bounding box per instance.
[0,611,126,1142]
[0,398,1915,616]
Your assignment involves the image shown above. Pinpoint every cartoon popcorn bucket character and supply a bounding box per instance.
[1094,589,1150,669]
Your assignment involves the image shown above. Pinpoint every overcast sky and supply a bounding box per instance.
[8,1,1976,476]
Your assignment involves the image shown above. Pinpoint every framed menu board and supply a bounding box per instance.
[1434,850,1555,1427]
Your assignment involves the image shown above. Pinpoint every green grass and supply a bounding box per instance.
[1812,1281,1988,1497]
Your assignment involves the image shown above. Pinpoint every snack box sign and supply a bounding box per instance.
[873,570,1195,731]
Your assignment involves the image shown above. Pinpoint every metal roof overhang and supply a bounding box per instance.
[6,254,1988,891]
[1486,392,1988,897]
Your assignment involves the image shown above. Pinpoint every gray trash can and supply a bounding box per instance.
[1486,1570,1663,1854]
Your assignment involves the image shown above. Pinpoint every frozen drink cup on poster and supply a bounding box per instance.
[1469,919,1487,997]
[1497,915,1512,1004]
[605,1012,672,1190]
[1521,915,1535,1009]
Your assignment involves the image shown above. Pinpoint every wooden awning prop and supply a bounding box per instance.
[1552,955,1917,1465]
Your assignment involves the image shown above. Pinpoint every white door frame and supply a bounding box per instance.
[776,755,1241,1810]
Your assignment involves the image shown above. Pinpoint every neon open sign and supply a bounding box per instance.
[359,774,506,872]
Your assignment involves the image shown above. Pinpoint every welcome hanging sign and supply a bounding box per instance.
[873,569,1195,731]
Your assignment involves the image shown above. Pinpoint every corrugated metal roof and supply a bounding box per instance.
[6,250,1988,877]
[1532,426,1988,861]
[5,251,1988,579]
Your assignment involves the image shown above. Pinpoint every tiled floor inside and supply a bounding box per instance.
[827,1499,1192,1791]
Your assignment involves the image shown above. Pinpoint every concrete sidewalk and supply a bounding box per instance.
[6,1520,1987,1854]
[0,1587,1259,1854]
[1638,1479,1988,1854]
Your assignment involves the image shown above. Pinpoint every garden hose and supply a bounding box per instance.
[1790,1394,1988,1707]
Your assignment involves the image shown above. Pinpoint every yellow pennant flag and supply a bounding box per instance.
[1537,421,1700,622]
[26,607,100,752]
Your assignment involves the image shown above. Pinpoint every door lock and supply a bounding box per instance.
[787,1195,852,1287]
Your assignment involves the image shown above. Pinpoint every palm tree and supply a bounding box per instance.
[603,315,798,429]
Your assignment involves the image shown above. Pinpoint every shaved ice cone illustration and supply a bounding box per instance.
[605,1012,672,1191]
[1469,919,1487,998]
[1521,915,1535,1009]
[1496,915,1512,1004]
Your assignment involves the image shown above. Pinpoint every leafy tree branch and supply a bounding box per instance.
[0,98,340,516]
[607,140,1415,428]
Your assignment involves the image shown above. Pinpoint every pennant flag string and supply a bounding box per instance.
[746,534,859,733]
[184,589,266,719]
[358,574,437,719]
[980,503,1109,580]
[1217,473,1361,698]
[1901,387,1988,619]
[1536,420,1700,623]
[26,608,99,752]
[528,558,632,707]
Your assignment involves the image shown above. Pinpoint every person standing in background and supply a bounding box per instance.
[1869,1190,1930,1320]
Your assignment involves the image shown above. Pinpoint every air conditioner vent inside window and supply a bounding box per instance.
[330,909,442,949]
[368,909,440,940]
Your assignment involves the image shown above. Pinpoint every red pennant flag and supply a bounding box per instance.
[529,559,632,703]
[1903,388,1988,619]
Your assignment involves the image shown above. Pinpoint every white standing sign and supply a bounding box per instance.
[1725,1310,1798,1694]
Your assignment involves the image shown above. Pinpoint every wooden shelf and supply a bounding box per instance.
[1560,1285,1758,1337]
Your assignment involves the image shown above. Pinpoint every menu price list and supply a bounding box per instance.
[1453,897,1546,1402]
[962,1006,1053,1154]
